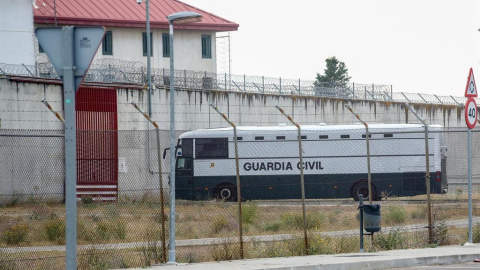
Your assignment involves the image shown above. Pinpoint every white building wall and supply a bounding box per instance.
[0,0,36,66]
[90,27,216,73]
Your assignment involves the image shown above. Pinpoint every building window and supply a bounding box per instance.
[102,31,113,55]
[201,35,211,59]
[276,136,286,140]
[142,32,153,56]
[162,33,170,57]
[362,134,372,138]
[319,135,328,139]
[255,136,264,141]
[341,135,350,139]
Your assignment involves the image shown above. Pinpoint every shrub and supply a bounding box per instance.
[78,246,110,270]
[96,221,111,241]
[241,203,258,224]
[212,216,230,234]
[210,240,239,261]
[410,205,427,220]
[374,229,405,250]
[141,226,165,266]
[264,222,281,232]
[281,212,325,230]
[30,204,56,220]
[384,205,407,225]
[44,218,66,244]
[81,196,94,205]
[472,223,480,243]
[113,220,127,240]
[308,234,332,255]
[2,224,28,245]
[434,220,449,245]
[0,249,17,270]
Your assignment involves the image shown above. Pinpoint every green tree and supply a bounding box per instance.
[314,56,351,87]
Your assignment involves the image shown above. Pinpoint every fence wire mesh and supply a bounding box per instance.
[1,60,477,105]
[1,126,480,269]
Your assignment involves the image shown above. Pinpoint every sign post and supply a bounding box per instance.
[463,68,477,244]
[35,26,105,270]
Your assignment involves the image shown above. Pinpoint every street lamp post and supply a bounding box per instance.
[167,11,202,264]
[137,0,152,116]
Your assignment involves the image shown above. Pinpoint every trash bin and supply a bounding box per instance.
[363,204,381,233]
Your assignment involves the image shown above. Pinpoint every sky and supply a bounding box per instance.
[182,0,480,97]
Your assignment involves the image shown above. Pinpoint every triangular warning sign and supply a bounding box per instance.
[465,68,478,97]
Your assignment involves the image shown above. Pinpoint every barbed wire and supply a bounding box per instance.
[0,60,471,105]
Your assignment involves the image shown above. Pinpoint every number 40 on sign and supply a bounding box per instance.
[465,98,477,129]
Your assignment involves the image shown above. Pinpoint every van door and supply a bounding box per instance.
[176,156,194,200]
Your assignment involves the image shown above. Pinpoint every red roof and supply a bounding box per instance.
[33,0,238,31]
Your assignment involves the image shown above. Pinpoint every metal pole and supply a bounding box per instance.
[62,26,77,270]
[345,105,372,204]
[41,99,65,123]
[359,194,364,252]
[131,101,167,262]
[275,105,309,255]
[146,0,152,117]
[209,104,244,258]
[468,128,473,243]
[404,103,433,244]
[168,20,176,264]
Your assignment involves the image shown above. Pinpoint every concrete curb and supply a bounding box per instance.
[120,245,480,270]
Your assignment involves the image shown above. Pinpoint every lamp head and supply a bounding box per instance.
[167,11,202,24]
[137,0,142,4]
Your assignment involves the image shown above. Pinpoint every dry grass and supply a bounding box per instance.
[0,194,479,269]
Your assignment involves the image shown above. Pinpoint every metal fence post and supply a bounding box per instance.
[262,76,265,93]
[353,82,355,99]
[279,77,282,94]
[404,103,433,244]
[130,101,167,263]
[210,103,244,259]
[41,99,65,123]
[243,74,246,92]
[345,105,372,204]
[275,105,309,255]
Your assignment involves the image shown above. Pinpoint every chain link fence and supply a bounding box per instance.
[1,60,476,105]
[1,126,480,269]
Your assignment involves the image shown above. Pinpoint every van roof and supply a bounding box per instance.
[179,124,443,138]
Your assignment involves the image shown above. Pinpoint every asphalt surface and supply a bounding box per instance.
[118,244,480,270]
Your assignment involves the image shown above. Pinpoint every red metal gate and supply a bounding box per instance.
[76,87,118,201]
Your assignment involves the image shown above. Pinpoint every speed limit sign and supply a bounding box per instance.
[465,98,477,129]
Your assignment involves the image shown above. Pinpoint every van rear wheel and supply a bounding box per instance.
[214,183,236,201]
[352,181,377,201]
